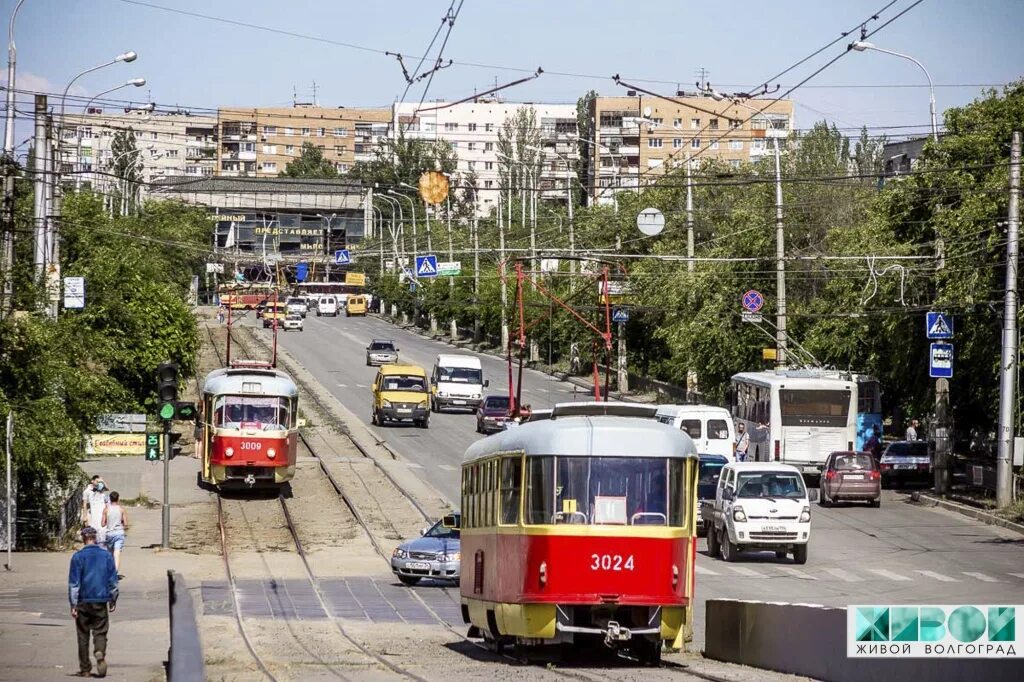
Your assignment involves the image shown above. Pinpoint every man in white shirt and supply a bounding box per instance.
[905,419,920,441]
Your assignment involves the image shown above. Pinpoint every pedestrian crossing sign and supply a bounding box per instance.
[415,254,439,278]
[333,249,352,265]
[926,312,954,339]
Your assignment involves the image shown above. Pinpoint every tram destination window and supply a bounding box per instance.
[213,395,291,431]
[500,457,522,524]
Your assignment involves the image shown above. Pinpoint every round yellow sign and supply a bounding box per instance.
[418,171,449,205]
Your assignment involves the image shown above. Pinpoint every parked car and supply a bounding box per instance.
[282,313,304,331]
[696,454,728,536]
[879,441,932,488]
[391,513,460,586]
[475,395,511,434]
[372,364,430,428]
[366,339,399,366]
[703,462,817,564]
[820,451,881,507]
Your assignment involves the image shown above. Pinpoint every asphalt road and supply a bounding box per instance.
[260,313,1024,648]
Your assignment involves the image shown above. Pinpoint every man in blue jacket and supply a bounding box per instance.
[68,526,118,677]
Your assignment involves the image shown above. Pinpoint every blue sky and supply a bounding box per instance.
[8,0,1023,141]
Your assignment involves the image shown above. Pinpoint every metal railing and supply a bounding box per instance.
[166,570,205,681]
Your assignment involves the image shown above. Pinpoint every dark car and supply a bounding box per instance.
[696,454,728,536]
[476,395,511,434]
[879,441,932,487]
[254,300,269,319]
[820,451,881,507]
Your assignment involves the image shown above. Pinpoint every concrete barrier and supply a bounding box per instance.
[704,599,1022,682]
[166,570,205,681]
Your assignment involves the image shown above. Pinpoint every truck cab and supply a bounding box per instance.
[702,462,817,564]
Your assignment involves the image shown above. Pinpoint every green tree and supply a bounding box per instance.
[281,141,339,178]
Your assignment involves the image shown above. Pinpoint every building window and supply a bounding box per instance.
[336,162,349,173]
[484,142,493,151]
[301,127,310,136]
[262,144,277,154]
[485,123,494,132]
[317,127,325,137]
[691,118,700,129]
[673,118,682,128]
[262,125,277,135]
[467,142,476,151]
[451,141,458,149]
[150,132,158,140]
[648,138,663,148]
[752,139,767,151]
[284,127,294,136]
[166,149,179,158]
[468,123,478,132]
[467,161,476,170]
[730,159,742,169]
[335,145,347,154]
[334,127,347,137]
[672,138,682,148]
[709,118,719,130]
[445,122,458,131]
[710,140,719,150]
[484,161,493,170]
[730,119,742,129]
[286,145,295,154]
[484,180,493,188]
[691,138,701,149]
[262,162,277,172]
[651,117,663,127]
[241,142,255,152]
[730,140,743,150]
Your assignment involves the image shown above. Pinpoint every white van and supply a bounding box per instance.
[430,354,487,412]
[655,404,736,460]
[317,295,339,317]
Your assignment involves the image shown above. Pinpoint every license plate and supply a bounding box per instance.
[398,408,412,414]
[844,474,864,480]
[453,399,466,405]
[895,463,916,470]
[407,562,430,570]
[762,525,786,533]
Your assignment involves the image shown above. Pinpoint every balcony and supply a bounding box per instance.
[186,148,217,160]
[225,151,257,161]
[618,145,640,155]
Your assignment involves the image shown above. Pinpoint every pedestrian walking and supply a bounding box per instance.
[68,526,118,678]
[217,305,226,324]
[905,419,920,441]
[101,491,128,576]
[865,424,883,462]
[82,476,109,544]
[734,422,750,462]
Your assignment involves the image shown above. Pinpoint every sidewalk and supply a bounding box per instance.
[0,453,222,681]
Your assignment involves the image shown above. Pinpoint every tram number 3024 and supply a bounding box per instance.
[589,553,635,571]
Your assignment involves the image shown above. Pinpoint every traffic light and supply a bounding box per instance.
[157,362,179,421]
[145,432,161,461]
[175,401,198,420]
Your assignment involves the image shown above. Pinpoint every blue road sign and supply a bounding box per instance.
[926,311,954,339]
[612,308,629,323]
[416,254,439,278]
[333,249,351,265]
[742,289,765,313]
[295,262,309,282]
[929,342,954,378]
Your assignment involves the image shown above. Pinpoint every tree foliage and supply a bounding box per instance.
[281,141,339,178]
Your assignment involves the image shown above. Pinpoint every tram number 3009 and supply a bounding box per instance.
[239,441,262,451]
[589,554,635,571]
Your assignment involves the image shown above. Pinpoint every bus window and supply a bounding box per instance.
[500,457,522,525]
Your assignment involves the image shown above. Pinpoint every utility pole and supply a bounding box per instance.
[500,185,509,350]
[473,213,480,342]
[0,3,22,319]
[32,95,47,283]
[773,135,787,366]
[447,197,456,340]
[996,131,1021,508]
[617,321,628,393]
[686,156,694,273]
[529,170,539,362]
[934,378,951,495]
[47,116,60,320]
[162,416,171,549]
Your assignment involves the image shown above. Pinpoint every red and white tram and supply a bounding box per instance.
[197,361,299,489]
[459,403,699,664]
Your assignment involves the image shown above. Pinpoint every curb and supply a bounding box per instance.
[916,492,1024,535]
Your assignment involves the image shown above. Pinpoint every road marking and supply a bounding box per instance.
[405,463,424,469]
[694,564,719,576]
[438,464,457,471]
[916,570,958,582]
[868,568,911,582]
[356,383,368,389]
[336,383,348,388]
[963,572,999,583]
[1009,573,1024,580]
[725,565,764,578]
[822,568,863,582]
[776,566,817,580]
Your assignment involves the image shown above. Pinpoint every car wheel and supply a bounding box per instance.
[870,498,881,508]
[430,398,438,413]
[706,524,720,557]
[775,550,788,560]
[820,489,831,507]
[371,410,378,426]
[793,543,809,565]
[398,575,421,586]
[720,531,740,562]
[419,417,430,429]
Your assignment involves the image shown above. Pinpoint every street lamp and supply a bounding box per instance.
[850,41,938,142]
[400,181,432,252]
[74,78,146,189]
[386,189,417,262]
[526,144,576,263]
[707,87,791,365]
[1,0,26,315]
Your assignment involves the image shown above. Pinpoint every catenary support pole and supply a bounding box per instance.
[773,136,787,366]
[161,418,171,549]
[32,95,46,282]
[617,321,628,393]
[686,156,694,273]
[5,410,12,570]
[473,213,480,341]
[996,131,1021,508]
[47,115,59,319]
[500,185,509,349]
[0,1,24,319]
[447,197,456,340]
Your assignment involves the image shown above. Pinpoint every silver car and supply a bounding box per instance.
[390,513,460,586]
[366,339,399,366]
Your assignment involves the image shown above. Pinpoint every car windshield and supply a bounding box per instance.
[439,366,483,384]
[736,472,806,499]
[383,375,426,392]
[834,453,874,470]
[886,442,930,458]
[286,298,303,305]
[698,459,726,499]
[370,342,395,351]
[523,456,688,526]
[425,518,460,539]
[214,395,291,430]
[485,397,510,410]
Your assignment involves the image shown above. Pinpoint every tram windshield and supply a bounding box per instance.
[213,395,292,431]
[523,456,687,527]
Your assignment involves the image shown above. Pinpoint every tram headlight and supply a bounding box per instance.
[392,548,408,559]
[799,506,811,523]
[732,505,747,523]
[266,448,276,459]
[224,447,234,458]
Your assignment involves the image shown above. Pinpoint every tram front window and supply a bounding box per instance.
[524,456,680,526]
[214,395,291,430]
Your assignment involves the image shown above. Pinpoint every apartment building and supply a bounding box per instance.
[216,106,391,177]
[589,94,794,203]
[57,108,218,189]
[392,99,579,214]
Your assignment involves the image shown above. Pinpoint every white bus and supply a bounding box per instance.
[728,370,857,476]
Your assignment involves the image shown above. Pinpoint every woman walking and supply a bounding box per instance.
[101,491,128,577]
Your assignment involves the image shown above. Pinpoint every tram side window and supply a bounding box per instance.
[489,460,498,526]
[500,456,522,525]
[524,456,555,525]
[669,460,687,526]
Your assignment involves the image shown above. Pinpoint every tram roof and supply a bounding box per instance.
[463,416,698,463]
[202,366,299,398]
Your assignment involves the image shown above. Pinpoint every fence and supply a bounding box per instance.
[166,570,205,681]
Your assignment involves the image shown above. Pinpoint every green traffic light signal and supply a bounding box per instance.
[145,433,160,461]
[175,402,197,420]
[159,402,176,420]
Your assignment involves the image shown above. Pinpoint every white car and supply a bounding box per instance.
[286,297,308,318]
[282,313,304,331]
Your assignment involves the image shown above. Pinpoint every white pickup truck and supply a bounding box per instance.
[702,462,817,565]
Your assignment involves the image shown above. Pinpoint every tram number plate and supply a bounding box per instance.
[590,554,635,571]
[407,562,430,570]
